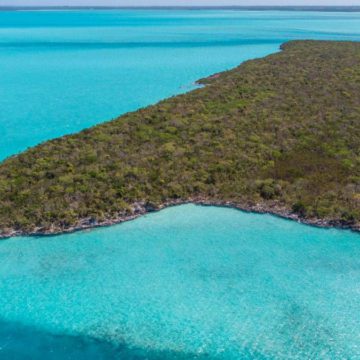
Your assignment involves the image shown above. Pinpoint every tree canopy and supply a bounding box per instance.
[0,40,359,237]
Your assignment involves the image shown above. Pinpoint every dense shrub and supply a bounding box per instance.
[0,41,359,235]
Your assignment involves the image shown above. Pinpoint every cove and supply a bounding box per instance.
[1,10,360,160]
[0,204,359,359]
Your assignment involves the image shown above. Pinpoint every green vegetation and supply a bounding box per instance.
[0,40,359,236]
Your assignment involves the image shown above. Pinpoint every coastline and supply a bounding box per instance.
[1,199,359,240]
[1,41,359,240]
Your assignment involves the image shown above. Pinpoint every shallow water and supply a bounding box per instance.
[1,10,360,160]
[0,205,360,359]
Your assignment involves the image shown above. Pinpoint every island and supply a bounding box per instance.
[0,40,359,238]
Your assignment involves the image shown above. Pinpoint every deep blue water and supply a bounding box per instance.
[1,10,360,359]
[1,10,360,160]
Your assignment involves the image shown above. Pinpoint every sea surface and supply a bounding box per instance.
[1,9,360,359]
[1,10,360,160]
[1,205,360,359]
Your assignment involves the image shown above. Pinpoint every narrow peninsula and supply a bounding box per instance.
[0,40,359,238]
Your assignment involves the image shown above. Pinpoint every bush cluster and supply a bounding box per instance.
[0,40,359,234]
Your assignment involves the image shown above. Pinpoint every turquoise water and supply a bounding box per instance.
[1,10,360,160]
[0,204,360,359]
[1,10,360,359]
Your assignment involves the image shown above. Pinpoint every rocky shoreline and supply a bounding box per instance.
[1,42,359,241]
[1,198,359,239]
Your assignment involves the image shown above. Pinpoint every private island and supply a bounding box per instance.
[0,40,359,238]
